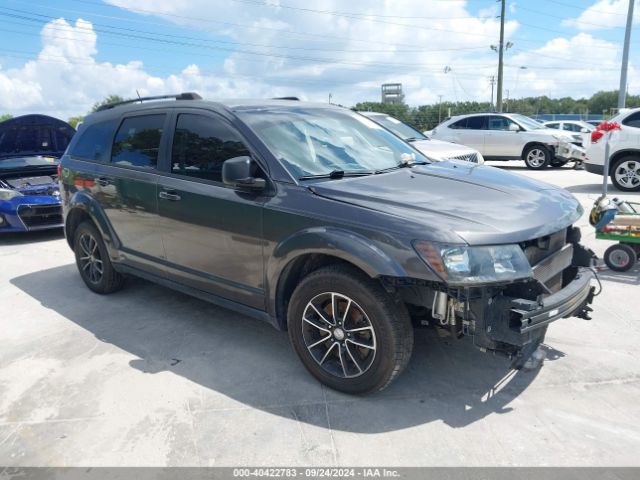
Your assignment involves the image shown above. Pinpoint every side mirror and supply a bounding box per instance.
[580,128,589,133]
[508,123,520,132]
[222,156,266,191]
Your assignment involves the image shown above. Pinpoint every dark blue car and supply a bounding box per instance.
[0,114,75,232]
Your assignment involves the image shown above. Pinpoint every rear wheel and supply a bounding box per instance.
[287,265,413,394]
[523,145,551,169]
[610,156,640,192]
[604,243,637,272]
[73,221,125,294]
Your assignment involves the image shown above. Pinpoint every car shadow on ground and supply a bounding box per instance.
[0,228,64,245]
[597,265,640,286]
[11,264,546,433]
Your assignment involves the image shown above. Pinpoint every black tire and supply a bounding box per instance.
[604,243,637,272]
[523,145,551,169]
[73,221,125,294]
[287,265,413,394]
[610,156,640,192]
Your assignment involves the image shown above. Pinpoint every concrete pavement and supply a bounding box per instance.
[1,163,639,466]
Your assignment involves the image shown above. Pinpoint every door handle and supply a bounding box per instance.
[159,190,181,201]
[96,177,111,187]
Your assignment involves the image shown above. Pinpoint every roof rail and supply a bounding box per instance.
[96,92,203,112]
[272,96,300,101]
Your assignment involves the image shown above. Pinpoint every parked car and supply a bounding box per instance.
[60,93,597,394]
[359,112,484,164]
[542,120,594,147]
[585,107,640,192]
[430,113,584,169]
[586,120,604,128]
[0,114,75,232]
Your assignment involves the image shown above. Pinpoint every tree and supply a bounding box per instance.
[91,94,127,112]
[0,114,12,122]
[67,116,84,129]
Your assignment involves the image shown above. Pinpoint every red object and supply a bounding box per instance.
[596,121,622,132]
[57,163,62,177]
[591,130,604,143]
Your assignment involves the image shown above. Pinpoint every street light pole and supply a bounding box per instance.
[618,0,635,108]
[438,94,443,123]
[496,0,506,112]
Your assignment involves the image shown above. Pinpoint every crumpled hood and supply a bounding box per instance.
[409,139,480,160]
[309,161,583,245]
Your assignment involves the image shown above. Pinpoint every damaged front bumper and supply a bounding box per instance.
[478,267,596,355]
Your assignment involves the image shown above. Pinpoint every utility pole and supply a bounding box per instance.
[496,0,506,112]
[618,0,635,108]
[438,94,443,122]
[489,76,496,109]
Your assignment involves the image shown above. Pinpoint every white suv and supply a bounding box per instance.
[359,112,484,164]
[584,108,640,192]
[431,113,581,169]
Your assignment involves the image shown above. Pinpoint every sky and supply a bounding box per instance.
[0,0,637,120]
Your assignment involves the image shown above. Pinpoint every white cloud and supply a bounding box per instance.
[0,1,633,120]
[0,18,277,119]
[563,0,637,31]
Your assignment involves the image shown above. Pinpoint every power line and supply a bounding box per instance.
[68,0,507,40]
[0,14,495,71]
[517,4,626,29]
[0,7,490,55]
[545,0,629,16]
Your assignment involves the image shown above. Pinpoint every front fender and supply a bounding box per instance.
[266,227,408,319]
[65,190,119,252]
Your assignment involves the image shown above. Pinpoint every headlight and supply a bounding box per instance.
[0,188,22,200]
[413,242,533,285]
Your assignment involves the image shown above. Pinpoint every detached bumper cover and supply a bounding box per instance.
[510,268,595,334]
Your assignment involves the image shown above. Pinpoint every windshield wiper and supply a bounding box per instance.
[374,160,429,174]
[299,169,372,181]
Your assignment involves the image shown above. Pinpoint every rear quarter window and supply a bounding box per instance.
[69,120,117,162]
[622,111,640,128]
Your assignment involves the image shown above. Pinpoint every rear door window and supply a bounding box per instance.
[170,113,250,183]
[111,114,165,169]
[466,116,487,130]
[546,123,559,129]
[69,120,117,162]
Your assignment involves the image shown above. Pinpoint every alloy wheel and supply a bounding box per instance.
[614,160,640,189]
[609,248,631,269]
[301,292,377,379]
[526,149,547,168]
[78,232,104,284]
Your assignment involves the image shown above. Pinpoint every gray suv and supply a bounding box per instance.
[59,93,597,394]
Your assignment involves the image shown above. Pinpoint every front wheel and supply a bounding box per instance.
[604,243,637,272]
[611,156,640,192]
[523,145,551,169]
[287,265,413,394]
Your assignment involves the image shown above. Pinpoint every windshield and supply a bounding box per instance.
[365,114,427,141]
[0,155,59,170]
[510,114,546,130]
[237,107,428,178]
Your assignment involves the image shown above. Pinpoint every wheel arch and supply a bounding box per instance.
[267,228,407,330]
[521,141,552,160]
[64,191,118,252]
[608,149,640,173]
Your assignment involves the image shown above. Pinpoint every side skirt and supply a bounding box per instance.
[114,263,280,330]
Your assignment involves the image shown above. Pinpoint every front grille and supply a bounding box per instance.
[17,204,63,229]
[447,153,478,163]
